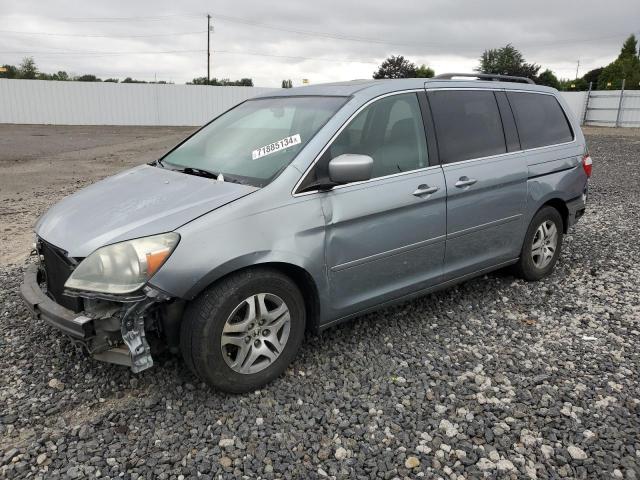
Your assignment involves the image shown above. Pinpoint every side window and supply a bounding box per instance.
[507,92,574,149]
[325,93,428,180]
[428,90,507,164]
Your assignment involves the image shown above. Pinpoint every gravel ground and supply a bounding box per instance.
[1,128,639,479]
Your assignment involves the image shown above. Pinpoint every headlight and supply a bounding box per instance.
[65,233,180,294]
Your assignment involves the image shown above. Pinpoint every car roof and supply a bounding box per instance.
[252,78,556,99]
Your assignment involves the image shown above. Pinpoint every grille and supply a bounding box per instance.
[39,239,84,313]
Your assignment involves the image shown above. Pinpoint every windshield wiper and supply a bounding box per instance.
[182,167,220,179]
[178,167,244,185]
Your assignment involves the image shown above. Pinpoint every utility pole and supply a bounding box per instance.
[575,59,580,79]
[207,14,211,83]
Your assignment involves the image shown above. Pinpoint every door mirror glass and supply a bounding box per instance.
[328,154,373,184]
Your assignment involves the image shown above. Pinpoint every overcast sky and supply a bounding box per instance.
[0,0,638,87]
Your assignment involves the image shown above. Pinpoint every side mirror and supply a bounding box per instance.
[328,154,373,184]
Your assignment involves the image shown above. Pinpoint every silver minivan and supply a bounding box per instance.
[21,74,591,392]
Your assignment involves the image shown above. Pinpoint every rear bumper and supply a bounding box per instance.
[566,190,587,229]
[20,264,94,339]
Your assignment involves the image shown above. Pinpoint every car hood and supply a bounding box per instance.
[36,165,258,257]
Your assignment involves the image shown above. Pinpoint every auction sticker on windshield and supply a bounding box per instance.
[252,134,301,160]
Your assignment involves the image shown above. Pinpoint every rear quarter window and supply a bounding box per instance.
[507,92,574,149]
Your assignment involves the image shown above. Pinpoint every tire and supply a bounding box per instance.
[180,268,306,393]
[514,206,564,281]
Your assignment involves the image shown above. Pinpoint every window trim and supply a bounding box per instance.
[427,89,509,165]
[292,88,578,196]
[292,89,429,197]
[505,89,576,151]
[426,88,576,168]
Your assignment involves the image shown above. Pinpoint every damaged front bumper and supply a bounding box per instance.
[20,264,159,372]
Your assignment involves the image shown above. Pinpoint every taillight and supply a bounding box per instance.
[582,153,592,178]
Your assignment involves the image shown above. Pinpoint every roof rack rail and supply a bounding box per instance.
[433,73,535,85]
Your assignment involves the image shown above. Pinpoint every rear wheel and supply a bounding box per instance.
[180,268,306,393]
[514,206,564,281]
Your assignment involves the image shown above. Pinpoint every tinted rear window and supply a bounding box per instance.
[428,90,506,163]
[507,92,573,149]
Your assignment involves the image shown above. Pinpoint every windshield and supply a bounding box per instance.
[161,96,347,187]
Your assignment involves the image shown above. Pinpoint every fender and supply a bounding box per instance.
[179,249,328,303]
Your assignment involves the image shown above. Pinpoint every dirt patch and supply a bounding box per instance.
[0,125,195,265]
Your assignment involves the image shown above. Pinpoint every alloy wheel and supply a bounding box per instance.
[531,220,558,269]
[220,293,291,374]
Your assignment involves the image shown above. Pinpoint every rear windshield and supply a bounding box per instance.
[507,92,574,149]
[161,96,347,186]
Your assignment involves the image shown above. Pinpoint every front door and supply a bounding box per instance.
[304,92,447,317]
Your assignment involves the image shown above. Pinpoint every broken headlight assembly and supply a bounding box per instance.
[64,233,180,295]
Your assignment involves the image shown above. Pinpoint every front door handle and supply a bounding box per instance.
[455,176,478,188]
[413,184,439,197]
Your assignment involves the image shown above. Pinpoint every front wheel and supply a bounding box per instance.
[180,268,306,393]
[514,206,564,281]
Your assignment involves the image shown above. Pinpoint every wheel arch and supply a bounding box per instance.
[183,255,324,335]
[540,198,569,233]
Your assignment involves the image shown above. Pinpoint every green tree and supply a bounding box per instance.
[415,64,435,78]
[123,77,147,83]
[619,35,639,59]
[373,55,417,79]
[477,44,540,80]
[75,74,101,82]
[0,64,18,78]
[52,71,70,81]
[536,69,560,89]
[582,67,603,88]
[104,78,119,83]
[18,57,38,79]
[281,79,293,88]
[189,77,253,86]
[597,34,640,89]
[559,78,588,91]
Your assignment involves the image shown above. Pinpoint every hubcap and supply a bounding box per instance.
[220,293,291,375]
[531,220,558,269]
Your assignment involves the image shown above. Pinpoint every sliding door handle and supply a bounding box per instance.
[455,176,477,188]
[413,184,439,197]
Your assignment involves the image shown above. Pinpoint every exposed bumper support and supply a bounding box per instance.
[120,299,156,373]
[20,264,155,372]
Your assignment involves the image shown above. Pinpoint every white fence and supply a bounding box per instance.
[582,89,640,127]
[559,91,587,122]
[0,79,638,127]
[559,89,640,128]
[0,79,276,126]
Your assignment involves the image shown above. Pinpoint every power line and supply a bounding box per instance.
[49,13,202,23]
[0,49,206,57]
[206,11,630,49]
[0,29,206,38]
[4,12,631,49]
